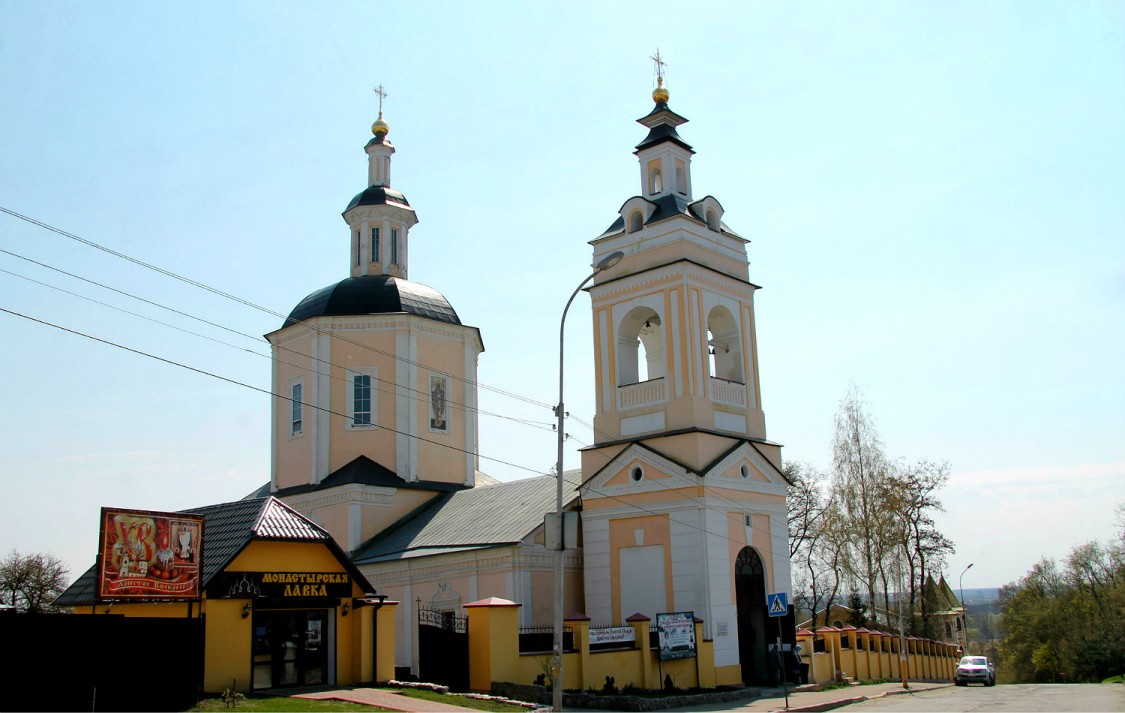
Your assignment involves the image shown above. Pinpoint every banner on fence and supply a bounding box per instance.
[656,611,697,661]
[589,626,636,646]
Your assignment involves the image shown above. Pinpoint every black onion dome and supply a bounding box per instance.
[343,186,411,214]
[285,275,460,327]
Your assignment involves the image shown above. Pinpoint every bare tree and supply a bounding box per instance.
[0,550,70,613]
[831,385,893,626]
[787,461,833,631]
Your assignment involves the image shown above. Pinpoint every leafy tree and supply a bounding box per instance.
[998,522,1125,683]
[0,550,70,613]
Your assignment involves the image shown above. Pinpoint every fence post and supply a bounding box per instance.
[566,614,590,692]
[464,597,521,693]
[626,613,653,689]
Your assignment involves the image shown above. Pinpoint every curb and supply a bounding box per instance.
[782,683,954,713]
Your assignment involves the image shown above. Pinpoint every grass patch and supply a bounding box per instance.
[1103,674,1123,684]
[397,689,531,712]
[191,694,387,711]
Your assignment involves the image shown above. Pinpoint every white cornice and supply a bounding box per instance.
[281,483,397,511]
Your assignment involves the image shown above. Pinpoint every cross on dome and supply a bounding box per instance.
[650,49,670,104]
[371,83,390,137]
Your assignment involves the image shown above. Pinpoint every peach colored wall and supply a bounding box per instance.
[272,329,314,491]
[609,515,671,623]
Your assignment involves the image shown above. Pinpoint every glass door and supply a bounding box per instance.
[252,610,329,689]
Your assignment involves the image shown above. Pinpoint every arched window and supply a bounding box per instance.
[616,308,665,386]
[675,161,686,194]
[735,547,764,576]
[706,209,720,231]
[648,160,662,195]
[706,306,743,383]
[627,210,644,233]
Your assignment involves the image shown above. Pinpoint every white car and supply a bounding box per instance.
[955,655,996,686]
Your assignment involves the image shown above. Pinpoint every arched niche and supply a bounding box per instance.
[616,306,665,386]
[706,305,743,384]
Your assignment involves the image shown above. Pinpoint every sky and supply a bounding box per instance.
[1,1,1122,592]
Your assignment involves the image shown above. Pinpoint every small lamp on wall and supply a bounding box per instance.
[342,601,350,617]
[242,602,251,619]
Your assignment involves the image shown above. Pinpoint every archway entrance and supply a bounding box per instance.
[734,547,769,685]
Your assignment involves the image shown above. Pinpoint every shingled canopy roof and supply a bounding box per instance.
[56,497,373,607]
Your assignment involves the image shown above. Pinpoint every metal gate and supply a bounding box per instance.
[417,605,469,691]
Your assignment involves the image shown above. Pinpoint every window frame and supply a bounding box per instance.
[289,377,304,437]
[346,368,377,430]
[370,226,380,263]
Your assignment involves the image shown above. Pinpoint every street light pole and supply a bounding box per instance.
[552,250,624,712]
[959,563,974,654]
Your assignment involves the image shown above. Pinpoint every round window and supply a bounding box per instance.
[740,465,750,479]
[630,467,644,482]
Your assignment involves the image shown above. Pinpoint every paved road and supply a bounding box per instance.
[845,683,1124,712]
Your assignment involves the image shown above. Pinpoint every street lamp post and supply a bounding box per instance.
[959,563,974,654]
[552,250,624,712]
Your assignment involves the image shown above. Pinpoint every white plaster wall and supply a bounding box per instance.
[582,517,612,624]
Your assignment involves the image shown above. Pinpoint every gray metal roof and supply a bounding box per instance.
[351,470,581,564]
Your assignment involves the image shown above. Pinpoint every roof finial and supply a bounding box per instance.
[371,84,390,137]
[650,49,669,104]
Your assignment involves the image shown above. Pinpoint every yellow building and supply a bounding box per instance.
[56,497,397,693]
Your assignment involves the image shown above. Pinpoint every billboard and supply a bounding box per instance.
[656,611,697,661]
[97,507,203,601]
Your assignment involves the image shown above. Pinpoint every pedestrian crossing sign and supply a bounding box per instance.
[767,592,788,617]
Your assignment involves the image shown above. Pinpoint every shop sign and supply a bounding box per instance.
[97,507,203,601]
[656,611,697,661]
[589,626,636,646]
[209,571,353,599]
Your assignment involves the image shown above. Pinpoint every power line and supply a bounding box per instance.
[0,265,562,434]
[0,248,555,430]
[0,205,555,410]
[0,305,546,477]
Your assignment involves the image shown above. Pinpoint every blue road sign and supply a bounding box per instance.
[767,591,788,617]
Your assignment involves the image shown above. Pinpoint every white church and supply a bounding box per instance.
[261,71,793,687]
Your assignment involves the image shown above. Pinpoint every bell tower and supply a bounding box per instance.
[578,57,790,688]
[584,65,769,458]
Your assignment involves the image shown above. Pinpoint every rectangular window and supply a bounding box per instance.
[390,229,398,264]
[355,230,361,267]
[290,380,303,436]
[370,227,380,263]
[347,368,376,429]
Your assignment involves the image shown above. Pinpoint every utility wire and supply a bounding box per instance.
[0,205,555,410]
[0,305,545,476]
[0,250,555,430]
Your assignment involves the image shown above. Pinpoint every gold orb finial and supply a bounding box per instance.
[372,111,389,137]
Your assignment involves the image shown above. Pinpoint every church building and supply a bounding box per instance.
[263,70,793,687]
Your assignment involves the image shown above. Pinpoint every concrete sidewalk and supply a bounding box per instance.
[667,681,953,712]
[294,687,481,712]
